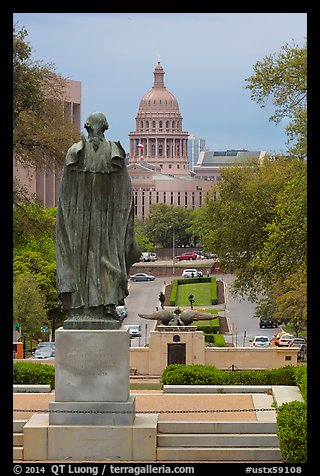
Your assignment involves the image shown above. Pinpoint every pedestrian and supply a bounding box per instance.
[159,291,165,309]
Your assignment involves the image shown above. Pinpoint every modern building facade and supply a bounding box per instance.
[193,149,266,181]
[13,79,81,207]
[188,134,206,172]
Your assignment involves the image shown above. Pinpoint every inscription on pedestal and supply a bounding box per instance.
[55,328,130,403]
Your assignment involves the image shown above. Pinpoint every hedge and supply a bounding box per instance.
[161,364,297,386]
[205,334,225,346]
[169,277,217,306]
[13,362,55,389]
[277,400,307,463]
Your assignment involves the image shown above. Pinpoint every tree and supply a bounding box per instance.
[13,273,48,339]
[143,203,199,248]
[274,267,307,336]
[13,24,80,201]
[245,40,307,159]
[203,157,306,301]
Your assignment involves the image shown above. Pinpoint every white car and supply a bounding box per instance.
[182,269,203,278]
[278,334,295,346]
[250,335,270,347]
[123,324,141,338]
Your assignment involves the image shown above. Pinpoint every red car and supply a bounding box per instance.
[176,252,198,261]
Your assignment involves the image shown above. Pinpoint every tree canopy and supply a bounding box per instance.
[245,40,307,160]
[13,24,80,202]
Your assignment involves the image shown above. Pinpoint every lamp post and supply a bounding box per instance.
[168,225,175,275]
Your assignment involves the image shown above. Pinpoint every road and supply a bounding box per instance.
[222,274,279,346]
[124,278,167,347]
[124,272,280,348]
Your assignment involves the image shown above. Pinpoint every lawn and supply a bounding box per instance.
[175,282,212,307]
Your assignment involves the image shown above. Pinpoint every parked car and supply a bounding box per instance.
[195,252,206,260]
[116,305,127,320]
[129,273,155,281]
[123,324,141,338]
[33,342,55,355]
[33,348,55,359]
[182,269,203,278]
[277,334,295,347]
[259,318,278,329]
[139,252,157,262]
[176,252,198,261]
[289,337,307,348]
[274,331,290,346]
[250,336,271,347]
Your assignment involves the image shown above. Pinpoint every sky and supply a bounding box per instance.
[13,12,307,155]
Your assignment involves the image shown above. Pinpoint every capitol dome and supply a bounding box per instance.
[138,62,181,113]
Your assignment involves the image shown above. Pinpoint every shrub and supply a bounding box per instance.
[205,334,225,346]
[277,401,307,463]
[161,364,297,386]
[169,279,179,306]
[293,365,307,401]
[13,361,55,389]
[211,278,217,304]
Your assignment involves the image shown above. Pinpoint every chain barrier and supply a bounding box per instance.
[13,407,277,414]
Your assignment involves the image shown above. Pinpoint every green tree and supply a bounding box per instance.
[203,157,306,301]
[13,24,79,201]
[134,219,155,252]
[13,273,48,339]
[144,203,199,248]
[245,40,307,159]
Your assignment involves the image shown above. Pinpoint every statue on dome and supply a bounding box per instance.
[56,111,141,330]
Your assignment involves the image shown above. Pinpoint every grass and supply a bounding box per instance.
[175,282,212,307]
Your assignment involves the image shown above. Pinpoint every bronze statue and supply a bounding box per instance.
[56,112,141,329]
[138,308,214,326]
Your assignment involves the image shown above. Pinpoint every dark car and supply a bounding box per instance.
[259,318,278,328]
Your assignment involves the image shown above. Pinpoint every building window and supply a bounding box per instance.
[172,121,175,129]
[159,144,163,157]
[177,192,181,206]
[146,120,149,129]
[151,144,156,158]
[159,120,162,129]
[156,192,159,203]
[192,192,195,208]
[152,120,156,128]
[184,192,188,208]
[149,191,152,205]
[170,192,174,205]
[163,192,166,203]
[166,120,169,129]
[199,191,202,206]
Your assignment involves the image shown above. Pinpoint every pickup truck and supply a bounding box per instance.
[176,252,198,261]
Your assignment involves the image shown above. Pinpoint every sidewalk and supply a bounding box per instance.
[13,388,274,423]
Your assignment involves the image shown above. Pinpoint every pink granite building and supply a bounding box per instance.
[13,79,81,207]
[128,62,213,218]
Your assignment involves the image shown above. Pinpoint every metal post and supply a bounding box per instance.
[169,225,175,275]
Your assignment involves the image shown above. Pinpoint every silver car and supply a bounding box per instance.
[129,273,155,281]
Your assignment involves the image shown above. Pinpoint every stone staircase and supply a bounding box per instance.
[13,420,27,461]
[157,421,282,462]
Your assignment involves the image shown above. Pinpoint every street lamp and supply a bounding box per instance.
[168,225,175,275]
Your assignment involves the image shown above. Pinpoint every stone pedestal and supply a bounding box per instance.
[23,326,158,461]
[49,328,135,425]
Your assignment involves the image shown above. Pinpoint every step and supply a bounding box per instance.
[157,433,279,447]
[158,421,278,434]
[157,446,282,461]
[13,433,23,446]
[13,447,24,461]
[13,384,51,393]
[13,420,28,433]
[164,385,272,394]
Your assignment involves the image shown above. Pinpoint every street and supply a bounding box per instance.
[125,273,280,348]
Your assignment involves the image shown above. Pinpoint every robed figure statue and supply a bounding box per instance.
[56,112,141,329]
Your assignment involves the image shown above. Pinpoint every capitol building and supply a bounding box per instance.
[127,62,265,218]
[13,63,265,212]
